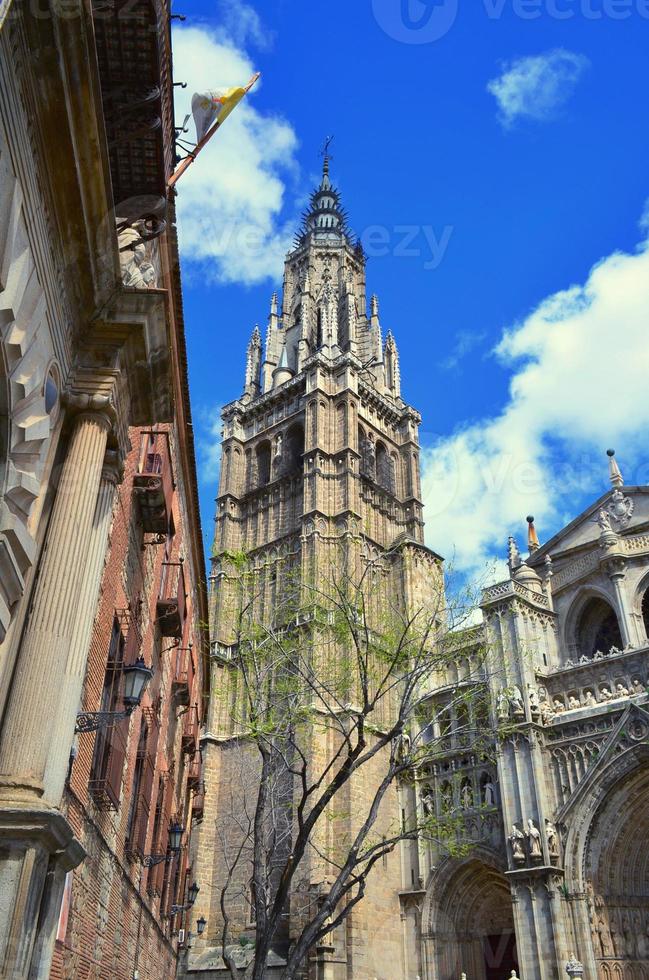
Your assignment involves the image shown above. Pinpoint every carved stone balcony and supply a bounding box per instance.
[157,561,186,639]
[133,430,174,534]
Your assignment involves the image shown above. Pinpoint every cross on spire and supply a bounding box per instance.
[320,134,334,174]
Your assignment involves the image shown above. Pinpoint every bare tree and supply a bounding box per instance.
[208,547,500,980]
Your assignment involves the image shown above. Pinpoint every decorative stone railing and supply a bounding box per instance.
[482,579,551,610]
[534,644,648,721]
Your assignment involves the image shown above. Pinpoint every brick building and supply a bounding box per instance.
[51,422,208,980]
[0,0,209,975]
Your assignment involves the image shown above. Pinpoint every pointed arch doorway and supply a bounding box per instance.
[423,853,518,980]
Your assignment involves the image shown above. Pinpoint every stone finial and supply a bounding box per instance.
[607,448,624,488]
[508,535,522,572]
[370,294,379,319]
[527,515,540,553]
[566,956,584,979]
[270,292,278,317]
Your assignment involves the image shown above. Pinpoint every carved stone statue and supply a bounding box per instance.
[526,818,543,860]
[632,677,645,696]
[583,690,597,707]
[540,700,555,724]
[553,698,565,714]
[421,792,434,817]
[568,695,581,709]
[615,683,629,698]
[509,685,525,716]
[527,684,540,715]
[119,227,158,289]
[598,509,613,533]
[600,687,613,701]
[596,916,612,958]
[496,690,509,721]
[483,780,495,806]
[545,819,560,861]
[461,782,473,809]
[509,824,526,864]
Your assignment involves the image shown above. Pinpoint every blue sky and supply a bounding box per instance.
[172,0,649,581]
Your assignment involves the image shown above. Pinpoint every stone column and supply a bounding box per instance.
[0,403,112,978]
[42,451,121,804]
[0,404,112,802]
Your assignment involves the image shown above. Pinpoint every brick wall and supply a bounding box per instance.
[51,423,206,980]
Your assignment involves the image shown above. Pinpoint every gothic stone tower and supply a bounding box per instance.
[188,159,438,980]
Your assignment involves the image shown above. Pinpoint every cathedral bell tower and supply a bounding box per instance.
[212,154,424,589]
[193,157,436,980]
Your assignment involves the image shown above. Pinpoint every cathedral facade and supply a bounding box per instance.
[188,164,649,980]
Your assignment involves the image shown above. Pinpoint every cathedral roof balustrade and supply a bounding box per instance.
[482,578,552,610]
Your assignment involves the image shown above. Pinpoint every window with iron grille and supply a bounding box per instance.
[89,617,128,810]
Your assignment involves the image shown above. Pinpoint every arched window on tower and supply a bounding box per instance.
[576,597,623,659]
[256,441,272,487]
[642,586,649,641]
[316,309,323,349]
[376,441,395,494]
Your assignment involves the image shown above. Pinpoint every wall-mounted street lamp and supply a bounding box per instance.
[141,821,184,868]
[170,880,199,915]
[75,658,154,733]
[196,916,207,936]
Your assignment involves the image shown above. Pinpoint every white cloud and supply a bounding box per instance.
[172,23,299,285]
[440,329,487,372]
[216,0,272,50]
[422,216,649,581]
[640,197,649,234]
[487,49,589,127]
[197,405,224,486]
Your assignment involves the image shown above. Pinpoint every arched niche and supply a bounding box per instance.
[255,440,272,487]
[575,596,623,659]
[285,423,304,475]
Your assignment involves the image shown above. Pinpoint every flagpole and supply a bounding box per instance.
[167,72,260,190]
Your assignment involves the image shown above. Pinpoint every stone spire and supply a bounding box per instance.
[298,154,350,245]
[527,515,540,554]
[607,448,624,488]
[244,325,262,393]
[384,331,401,398]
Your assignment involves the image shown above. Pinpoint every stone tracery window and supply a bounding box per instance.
[576,597,623,659]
